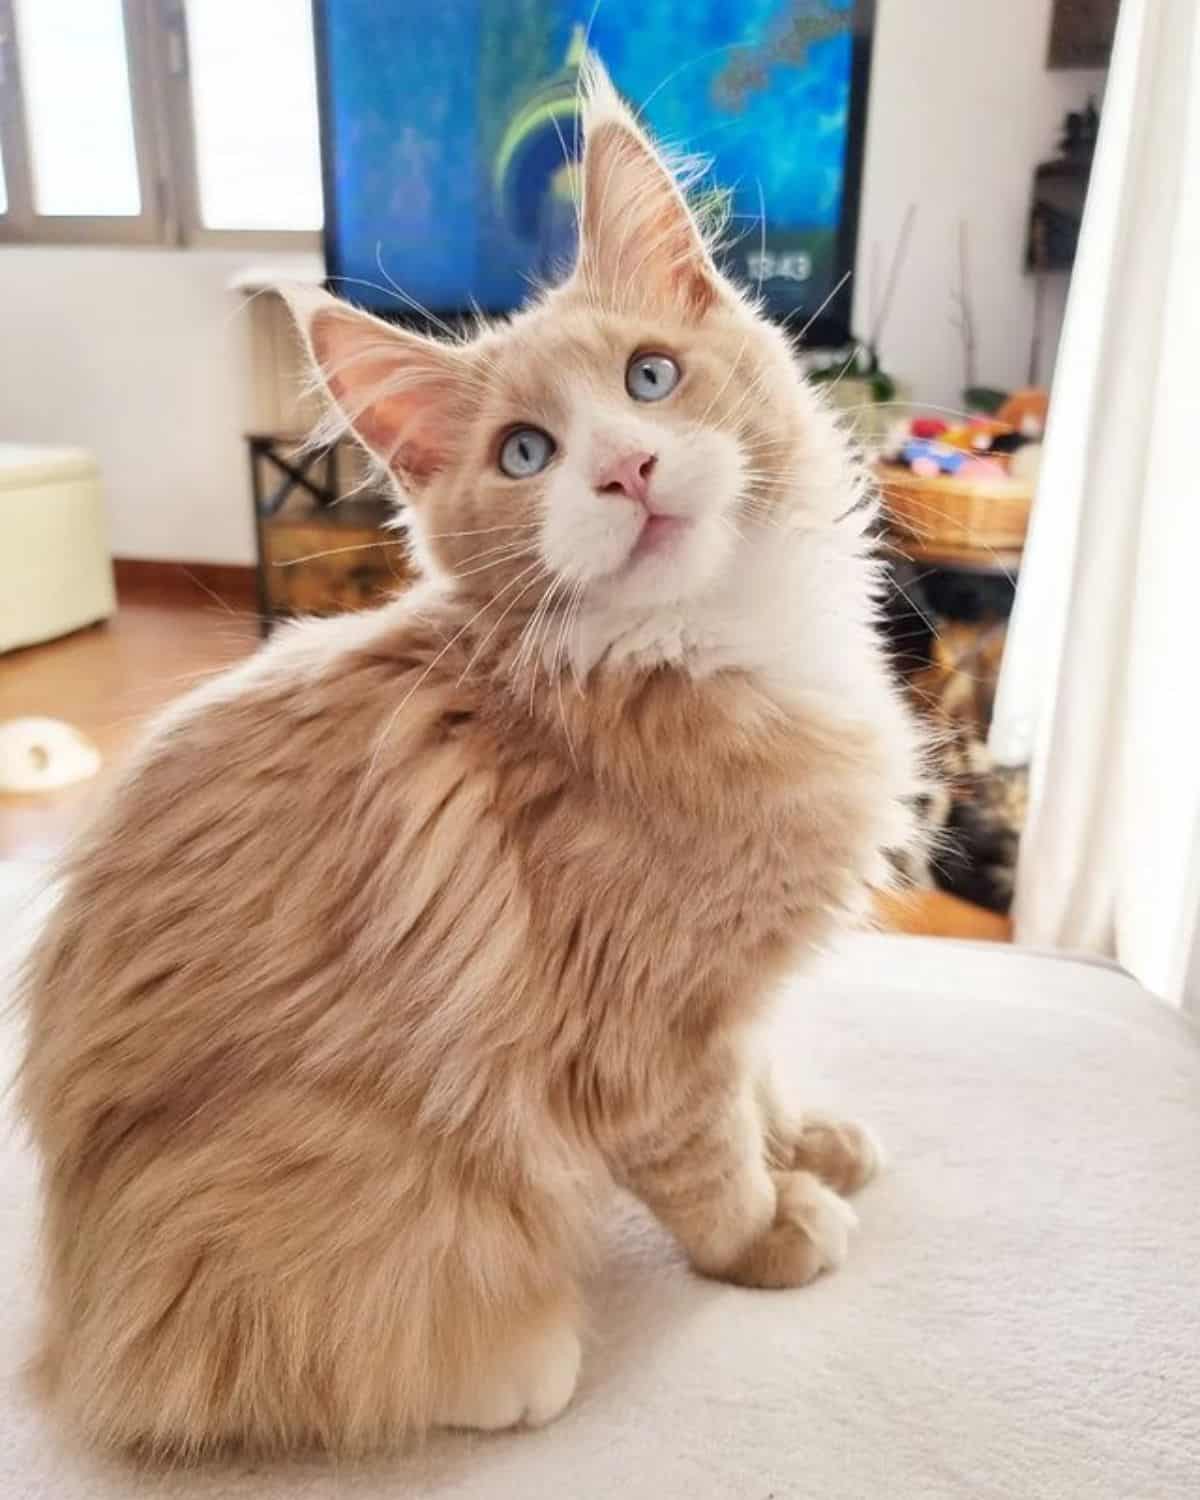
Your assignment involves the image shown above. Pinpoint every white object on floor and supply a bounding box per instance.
[0,863,1197,1499]
[0,444,116,654]
[0,718,101,793]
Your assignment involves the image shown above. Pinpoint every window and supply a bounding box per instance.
[183,1,322,233]
[0,0,322,246]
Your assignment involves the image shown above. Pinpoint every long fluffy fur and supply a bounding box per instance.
[18,65,923,1459]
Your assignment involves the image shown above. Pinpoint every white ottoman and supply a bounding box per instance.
[0,865,1197,1498]
[0,444,115,653]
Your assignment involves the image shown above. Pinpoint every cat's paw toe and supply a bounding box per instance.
[786,1115,883,1195]
[725,1171,857,1290]
[522,1320,582,1427]
[437,1320,581,1432]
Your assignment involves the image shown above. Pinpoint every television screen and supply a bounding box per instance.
[315,0,873,343]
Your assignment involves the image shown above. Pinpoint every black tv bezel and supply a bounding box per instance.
[313,0,876,350]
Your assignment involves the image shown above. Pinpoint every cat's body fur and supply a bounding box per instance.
[19,67,922,1457]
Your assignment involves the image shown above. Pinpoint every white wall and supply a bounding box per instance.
[0,247,265,565]
[0,0,1105,564]
[854,0,1106,408]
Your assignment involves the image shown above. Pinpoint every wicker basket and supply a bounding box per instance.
[876,464,1033,551]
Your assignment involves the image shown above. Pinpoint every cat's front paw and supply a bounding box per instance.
[773,1114,883,1196]
[724,1171,856,1289]
[436,1316,581,1432]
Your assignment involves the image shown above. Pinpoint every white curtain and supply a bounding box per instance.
[990,0,1200,1010]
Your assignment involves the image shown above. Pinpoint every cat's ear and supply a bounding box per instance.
[575,60,719,319]
[283,287,475,491]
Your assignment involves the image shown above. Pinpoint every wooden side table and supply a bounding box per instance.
[247,434,413,632]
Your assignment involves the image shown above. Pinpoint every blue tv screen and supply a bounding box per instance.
[315,0,873,343]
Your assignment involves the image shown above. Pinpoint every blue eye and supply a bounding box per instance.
[626,352,681,402]
[499,426,555,478]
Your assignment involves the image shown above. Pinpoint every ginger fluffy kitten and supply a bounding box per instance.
[19,67,921,1458]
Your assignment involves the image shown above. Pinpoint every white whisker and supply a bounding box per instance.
[450,546,539,582]
[552,584,581,767]
[456,574,545,687]
[420,523,541,541]
[788,268,853,343]
[273,541,402,568]
[359,560,543,796]
[372,245,458,339]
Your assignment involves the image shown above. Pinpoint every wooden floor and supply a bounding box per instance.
[875,886,1011,943]
[0,573,258,861]
[0,574,1011,941]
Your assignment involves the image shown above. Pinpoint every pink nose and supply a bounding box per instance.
[595,450,657,505]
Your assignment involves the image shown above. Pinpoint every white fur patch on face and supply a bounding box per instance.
[566,503,905,743]
[538,395,744,611]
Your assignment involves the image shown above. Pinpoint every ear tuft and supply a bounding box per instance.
[280,285,475,492]
[575,59,719,319]
[578,52,638,141]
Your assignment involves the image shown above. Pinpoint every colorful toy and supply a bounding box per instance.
[899,439,969,476]
[939,418,1014,454]
[996,387,1050,439]
[883,404,1043,478]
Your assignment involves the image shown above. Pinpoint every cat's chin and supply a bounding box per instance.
[630,512,690,561]
[589,550,721,618]
[584,507,732,610]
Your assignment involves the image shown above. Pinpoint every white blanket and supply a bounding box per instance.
[1,862,1197,1498]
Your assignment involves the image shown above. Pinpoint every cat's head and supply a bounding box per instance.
[288,62,851,625]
